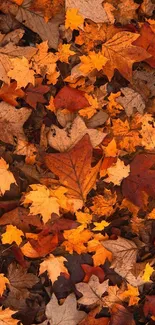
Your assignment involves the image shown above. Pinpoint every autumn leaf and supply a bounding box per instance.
[45,135,101,202]
[79,308,109,325]
[65,8,84,30]
[90,189,117,218]
[104,159,130,186]
[39,254,69,283]
[93,220,110,231]
[81,264,105,283]
[1,225,24,246]
[0,307,19,325]
[22,184,60,223]
[87,239,112,267]
[53,86,89,111]
[24,81,50,109]
[0,158,17,196]
[0,81,24,106]
[58,44,75,63]
[79,51,108,75]
[0,274,9,296]
[62,225,92,254]
[142,263,154,282]
[102,31,151,81]
[110,304,136,325]
[8,57,35,88]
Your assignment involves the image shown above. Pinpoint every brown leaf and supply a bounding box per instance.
[45,134,101,202]
[24,81,50,109]
[79,307,110,325]
[143,295,155,318]
[110,304,136,325]
[0,207,43,232]
[0,81,24,106]
[54,86,90,112]
[122,154,155,207]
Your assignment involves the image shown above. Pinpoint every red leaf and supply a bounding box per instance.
[81,264,105,283]
[122,154,155,207]
[133,23,155,68]
[11,245,28,268]
[143,295,155,317]
[49,218,79,232]
[54,86,90,111]
[29,233,58,257]
[24,80,49,109]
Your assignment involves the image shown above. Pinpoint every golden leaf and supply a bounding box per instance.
[0,158,17,196]
[65,8,84,30]
[105,158,130,186]
[93,220,110,231]
[62,225,92,254]
[142,263,154,282]
[91,189,117,218]
[39,254,69,283]
[8,57,35,88]
[58,44,75,63]
[2,225,24,246]
[0,274,9,296]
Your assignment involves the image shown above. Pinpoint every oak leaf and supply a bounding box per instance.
[122,154,155,207]
[0,274,9,296]
[0,158,17,196]
[48,116,106,151]
[39,293,86,325]
[76,275,109,306]
[0,81,24,106]
[1,225,24,246]
[102,31,151,81]
[0,102,32,145]
[7,57,35,88]
[39,254,69,283]
[105,159,130,186]
[45,135,101,202]
[22,184,60,223]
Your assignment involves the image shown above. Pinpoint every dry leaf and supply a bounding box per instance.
[1,225,24,246]
[39,254,69,283]
[0,274,9,296]
[65,8,84,30]
[0,81,24,106]
[0,158,17,196]
[0,307,19,325]
[8,57,35,88]
[104,159,130,186]
[116,87,145,117]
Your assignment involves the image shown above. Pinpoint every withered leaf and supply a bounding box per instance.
[45,134,101,202]
[116,87,145,117]
[24,82,50,109]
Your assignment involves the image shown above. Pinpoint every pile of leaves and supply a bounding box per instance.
[0,0,155,324]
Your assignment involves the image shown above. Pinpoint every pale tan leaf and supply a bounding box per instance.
[39,254,69,283]
[116,87,145,117]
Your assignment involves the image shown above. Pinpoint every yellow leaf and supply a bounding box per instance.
[65,8,84,30]
[87,239,112,266]
[0,307,19,325]
[93,220,110,231]
[107,91,124,116]
[58,44,75,63]
[62,225,92,254]
[142,263,154,282]
[22,184,60,223]
[47,70,60,85]
[103,139,118,157]
[8,57,35,88]
[75,211,92,226]
[105,158,130,185]
[46,96,56,112]
[39,254,69,283]
[112,119,130,136]
[32,41,58,76]
[79,94,99,118]
[0,158,17,196]
[120,284,139,306]
[91,189,117,218]
[1,225,24,246]
[80,51,108,74]
[0,274,9,296]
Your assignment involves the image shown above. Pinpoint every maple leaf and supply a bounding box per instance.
[32,41,58,76]
[30,0,64,22]
[120,284,140,306]
[103,285,125,308]
[24,81,49,109]
[116,87,145,117]
[48,116,106,151]
[107,91,123,116]
[0,158,17,196]
[40,293,86,325]
[57,44,75,63]
[140,114,155,150]
[8,57,35,88]
[142,263,154,282]
[76,275,109,306]
[22,184,60,223]
[104,159,130,186]
[90,189,117,218]
[93,220,110,231]
[79,51,108,75]
[0,274,9,296]
[122,154,155,207]
[110,304,136,325]
[76,211,92,227]
[0,307,19,325]
[87,239,112,267]
[114,0,139,24]
[1,225,24,246]
[103,139,118,158]
[102,31,151,81]
[0,102,32,145]
[39,254,69,283]
[0,81,24,106]
[65,8,84,30]
[79,94,100,119]
[53,86,89,111]
[133,23,155,68]
[79,307,109,325]
[45,135,101,202]
[62,225,92,254]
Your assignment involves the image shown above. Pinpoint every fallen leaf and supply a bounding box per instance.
[54,86,89,112]
[0,158,17,196]
[32,41,58,76]
[93,220,110,231]
[0,274,9,296]
[81,264,105,283]
[24,82,49,109]
[2,225,24,246]
[79,307,110,325]
[42,293,86,325]
[110,304,136,325]
[120,284,140,306]
[101,237,138,278]
[21,233,58,258]
[62,225,92,254]
[65,8,84,30]
[140,0,155,16]
[142,263,154,281]
[114,0,139,24]
[39,254,69,283]
[0,81,24,106]
[122,154,155,207]
[45,135,101,202]
[102,31,151,81]
[79,51,108,75]
[90,189,117,218]
[143,295,155,318]
[116,87,145,117]
[102,285,124,308]
[8,57,35,88]
[0,307,19,325]
[57,44,75,63]
[76,275,109,306]
[48,116,106,151]
[87,239,112,267]
[0,102,32,145]
[22,184,60,223]
[105,159,130,186]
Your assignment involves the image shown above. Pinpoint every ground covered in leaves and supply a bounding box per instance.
[0,0,155,324]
